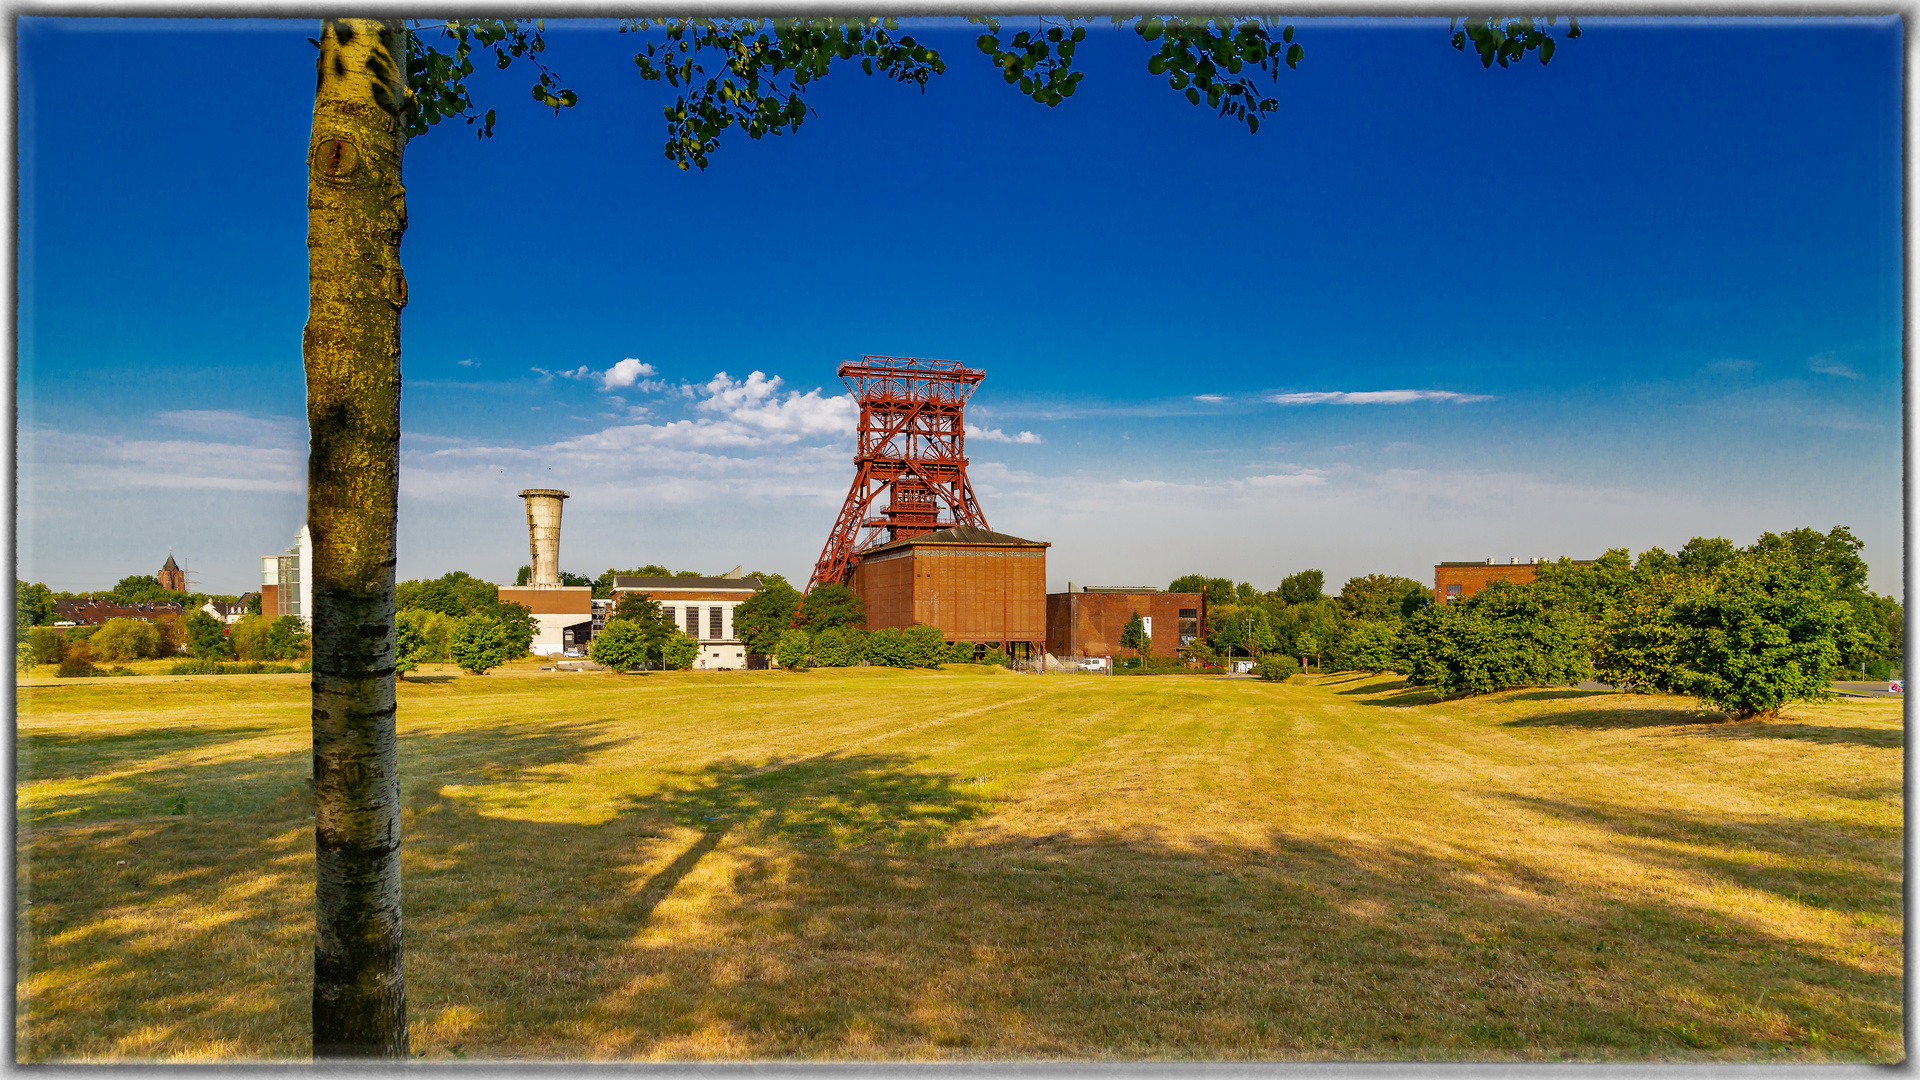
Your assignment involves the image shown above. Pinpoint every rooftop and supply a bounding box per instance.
[861,524,1049,556]
[611,576,762,592]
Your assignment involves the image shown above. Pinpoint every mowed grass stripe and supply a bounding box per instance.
[16,665,1901,1061]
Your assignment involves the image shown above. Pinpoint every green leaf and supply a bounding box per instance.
[1286,42,1304,68]
[1185,86,1200,105]
[1282,25,1293,43]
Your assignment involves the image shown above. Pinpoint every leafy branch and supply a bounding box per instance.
[1449,15,1581,68]
[405,18,575,139]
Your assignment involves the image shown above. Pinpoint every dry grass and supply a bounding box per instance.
[14,666,1903,1062]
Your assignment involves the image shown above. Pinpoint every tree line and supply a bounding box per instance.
[1173,526,1902,719]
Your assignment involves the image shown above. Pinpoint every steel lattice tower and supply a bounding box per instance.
[807,355,990,590]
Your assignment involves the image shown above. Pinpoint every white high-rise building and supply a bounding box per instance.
[260,524,314,628]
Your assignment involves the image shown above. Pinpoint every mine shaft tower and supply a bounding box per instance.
[808,355,991,590]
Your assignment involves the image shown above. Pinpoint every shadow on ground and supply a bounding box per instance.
[16,715,1902,1063]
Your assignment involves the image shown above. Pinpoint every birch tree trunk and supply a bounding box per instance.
[305,17,410,1059]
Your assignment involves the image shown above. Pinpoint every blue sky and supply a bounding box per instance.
[17,16,1904,597]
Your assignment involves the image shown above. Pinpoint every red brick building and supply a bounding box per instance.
[1045,587,1206,661]
[1433,558,1591,604]
[157,553,185,592]
[846,525,1048,659]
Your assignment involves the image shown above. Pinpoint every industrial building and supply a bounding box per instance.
[1433,557,1590,604]
[259,525,313,628]
[1046,585,1206,663]
[807,355,1049,661]
[609,571,761,669]
[849,525,1049,660]
[501,489,595,654]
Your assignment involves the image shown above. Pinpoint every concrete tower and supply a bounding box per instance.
[519,489,569,587]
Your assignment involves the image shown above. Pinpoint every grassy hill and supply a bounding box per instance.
[15,666,1903,1061]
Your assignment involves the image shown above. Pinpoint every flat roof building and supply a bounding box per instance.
[847,524,1048,662]
[610,572,761,670]
[1434,557,1591,605]
[1046,585,1206,663]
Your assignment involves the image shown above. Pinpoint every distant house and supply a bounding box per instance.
[1432,558,1592,605]
[54,598,185,627]
[200,596,253,625]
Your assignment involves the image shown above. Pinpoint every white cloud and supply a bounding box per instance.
[457,359,478,367]
[696,371,856,437]
[1265,390,1495,405]
[968,424,1042,444]
[1193,394,1229,403]
[1807,353,1860,379]
[154,409,301,444]
[1241,472,1328,488]
[21,426,302,494]
[600,357,658,389]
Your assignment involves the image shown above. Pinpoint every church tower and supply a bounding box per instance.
[158,552,185,592]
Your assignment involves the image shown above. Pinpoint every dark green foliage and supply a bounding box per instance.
[247,591,262,616]
[186,611,233,660]
[592,566,672,598]
[945,639,976,664]
[406,18,572,139]
[982,644,1009,668]
[797,584,866,631]
[393,613,428,675]
[105,574,189,607]
[262,616,311,661]
[1208,604,1277,658]
[774,628,811,671]
[1334,574,1427,622]
[516,565,531,586]
[1449,15,1580,69]
[1400,580,1588,696]
[449,615,511,675]
[1278,569,1325,605]
[1676,536,1738,576]
[395,571,500,618]
[1598,549,1854,718]
[606,592,682,664]
[809,626,864,667]
[167,658,307,675]
[624,17,945,169]
[1119,611,1152,660]
[868,624,950,668]
[1253,656,1296,682]
[734,573,802,655]
[1275,599,1342,663]
[16,580,55,628]
[56,655,97,678]
[662,632,699,669]
[1168,574,1234,607]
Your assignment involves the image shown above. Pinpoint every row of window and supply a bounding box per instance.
[662,605,728,639]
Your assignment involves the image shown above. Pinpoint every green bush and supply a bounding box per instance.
[186,610,233,660]
[1399,580,1588,696]
[982,645,1009,668]
[662,632,699,670]
[904,625,949,667]
[16,640,35,675]
[1253,656,1297,682]
[945,639,976,664]
[1329,621,1399,673]
[28,627,64,665]
[449,615,512,675]
[90,618,163,661]
[774,629,811,671]
[589,620,653,671]
[166,659,305,675]
[810,626,864,667]
[865,627,910,667]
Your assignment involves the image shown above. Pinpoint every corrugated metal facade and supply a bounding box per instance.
[849,537,1048,648]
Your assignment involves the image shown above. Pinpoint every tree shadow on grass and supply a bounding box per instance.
[18,725,278,784]
[1688,723,1901,750]
[1500,706,1732,731]
[16,716,1904,1063]
[1499,689,1613,703]
[1333,679,1448,708]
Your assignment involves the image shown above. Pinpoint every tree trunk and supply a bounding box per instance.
[306,17,410,1059]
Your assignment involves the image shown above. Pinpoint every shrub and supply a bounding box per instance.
[56,655,98,678]
[186,610,233,659]
[1330,621,1399,673]
[228,614,270,660]
[394,610,430,675]
[28,627,64,665]
[262,616,310,661]
[945,639,976,664]
[810,626,864,667]
[903,625,948,667]
[865,627,910,668]
[774,629,811,671]
[90,618,163,661]
[589,619,650,672]
[1253,656,1297,682]
[1399,580,1588,696]
[662,632,699,670]
[982,645,1009,668]
[166,659,304,675]
[449,615,511,675]
[16,640,35,675]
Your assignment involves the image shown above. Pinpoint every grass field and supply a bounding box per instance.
[14,662,1904,1062]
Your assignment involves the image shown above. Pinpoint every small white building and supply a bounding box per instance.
[610,569,760,670]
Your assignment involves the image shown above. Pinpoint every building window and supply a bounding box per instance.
[1445,584,1462,603]
[663,606,676,626]
[685,606,699,636]
[709,606,723,639]
[1178,609,1198,645]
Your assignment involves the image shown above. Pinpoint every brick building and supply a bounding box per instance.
[1433,557,1591,604]
[610,572,762,669]
[157,553,185,592]
[1045,586,1206,662]
[846,525,1048,661]
[53,598,185,626]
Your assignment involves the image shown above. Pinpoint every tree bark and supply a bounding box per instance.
[306,17,410,1059]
